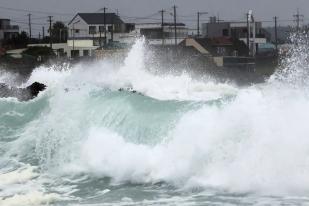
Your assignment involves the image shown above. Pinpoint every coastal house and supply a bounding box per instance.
[201,17,275,57]
[130,22,188,45]
[67,12,134,58]
[180,37,254,68]
[202,17,270,44]
[0,19,19,47]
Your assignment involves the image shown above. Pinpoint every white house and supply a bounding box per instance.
[67,13,133,57]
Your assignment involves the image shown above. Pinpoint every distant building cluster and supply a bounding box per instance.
[2,10,280,63]
[63,13,190,58]
[0,19,19,47]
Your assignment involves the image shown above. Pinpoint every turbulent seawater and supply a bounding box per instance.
[1,38,309,206]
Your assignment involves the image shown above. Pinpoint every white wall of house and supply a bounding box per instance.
[239,38,267,45]
[67,39,95,47]
[27,43,98,58]
[69,23,114,39]
[68,16,89,39]
[28,43,70,56]
[68,15,119,40]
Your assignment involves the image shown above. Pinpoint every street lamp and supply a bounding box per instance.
[197,12,208,37]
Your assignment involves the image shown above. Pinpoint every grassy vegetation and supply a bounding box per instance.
[22,46,55,58]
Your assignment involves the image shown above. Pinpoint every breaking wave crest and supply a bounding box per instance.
[1,37,309,204]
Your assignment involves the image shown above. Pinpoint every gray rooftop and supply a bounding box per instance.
[70,13,124,25]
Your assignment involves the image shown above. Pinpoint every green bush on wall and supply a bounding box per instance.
[22,46,55,58]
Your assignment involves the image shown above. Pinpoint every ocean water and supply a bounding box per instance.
[1,37,309,206]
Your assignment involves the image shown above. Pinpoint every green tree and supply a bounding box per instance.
[51,21,68,43]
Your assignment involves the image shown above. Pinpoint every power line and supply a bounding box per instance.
[19,27,42,32]
[104,7,107,46]
[121,17,161,21]
[0,5,73,16]
[120,12,160,21]
[178,14,196,18]
[10,20,46,26]
[274,16,278,52]
[173,5,177,46]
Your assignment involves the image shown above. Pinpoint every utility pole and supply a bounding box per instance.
[197,12,200,37]
[48,16,53,48]
[104,7,107,46]
[99,24,102,47]
[274,16,278,53]
[111,15,114,42]
[28,14,32,39]
[197,12,208,37]
[160,9,165,45]
[42,26,45,39]
[293,8,304,33]
[246,12,250,56]
[173,5,177,46]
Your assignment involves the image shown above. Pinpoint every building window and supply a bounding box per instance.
[71,50,79,58]
[93,39,100,46]
[89,26,96,34]
[217,47,226,55]
[83,50,89,56]
[75,29,80,33]
[222,29,229,36]
[99,26,105,32]
[140,28,161,39]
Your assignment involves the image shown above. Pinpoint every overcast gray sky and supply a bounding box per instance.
[1,0,309,36]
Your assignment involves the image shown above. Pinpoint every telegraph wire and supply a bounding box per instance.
[0,5,73,16]
[2,4,308,38]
